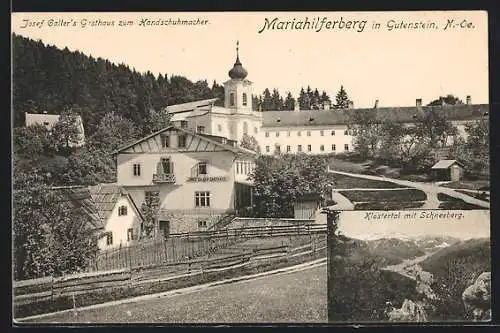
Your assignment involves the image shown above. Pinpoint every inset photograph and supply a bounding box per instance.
[327,209,490,323]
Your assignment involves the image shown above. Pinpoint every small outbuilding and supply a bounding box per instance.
[293,193,323,219]
[430,159,465,182]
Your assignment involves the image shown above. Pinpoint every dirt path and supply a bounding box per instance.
[328,191,355,210]
[328,168,489,209]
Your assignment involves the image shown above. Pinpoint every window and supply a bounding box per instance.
[217,124,222,132]
[320,130,324,136]
[140,223,144,234]
[118,205,128,216]
[106,233,113,246]
[266,146,270,152]
[320,145,325,151]
[344,144,349,151]
[243,122,248,134]
[298,145,302,152]
[180,121,188,129]
[198,220,207,228]
[230,93,235,106]
[331,130,336,136]
[276,131,280,137]
[242,93,247,106]
[265,132,270,137]
[195,191,211,207]
[236,162,240,174]
[287,131,291,137]
[254,127,258,134]
[286,145,291,153]
[198,161,207,175]
[133,164,141,176]
[178,134,187,148]
[307,144,312,152]
[244,162,248,174]
[127,228,134,241]
[197,126,205,134]
[275,145,281,154]
[307,131,311,136]
[344,130,349,135]
[161,135,170,148]
[297,131,301,136]
[332,144,336,151]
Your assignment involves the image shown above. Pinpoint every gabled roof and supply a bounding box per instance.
[89,183,143,223]
[51,186,104,231]
[164,98,218,114]
[113,125,256,157]
[261,104,489,128]
[431,159,465,169]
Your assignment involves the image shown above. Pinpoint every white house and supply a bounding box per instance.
[25,111,86,147]
[89,184,144,250]
[163,43,488,156]
[113,125,257,236]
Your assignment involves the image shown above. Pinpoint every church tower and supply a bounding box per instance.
[224,41,253,114]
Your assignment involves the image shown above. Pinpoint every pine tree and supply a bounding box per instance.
[261,88,273,111]
[334,85,351,109]
[284,92,295,111]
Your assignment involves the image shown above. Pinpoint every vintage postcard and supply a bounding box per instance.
[11,10,488,324]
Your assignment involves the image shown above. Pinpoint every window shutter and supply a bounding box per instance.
[191,164,198,177]
[170,161,174,174]
[156,162,163,174]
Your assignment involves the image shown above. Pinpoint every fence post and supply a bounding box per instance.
[128,246,132,270]
[164,238,168,263]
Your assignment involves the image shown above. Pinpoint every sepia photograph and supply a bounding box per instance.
[11,10,488,324]
[327,209,490,323]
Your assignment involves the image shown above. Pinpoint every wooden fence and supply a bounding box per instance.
[13,234,327,308]
[86,224,326,273]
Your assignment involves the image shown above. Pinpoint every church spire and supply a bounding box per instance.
[228,40,248,80]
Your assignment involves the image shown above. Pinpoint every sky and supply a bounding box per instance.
[11,11,488,108]
[338,209,490,240]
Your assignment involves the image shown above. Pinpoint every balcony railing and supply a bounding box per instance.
[153,173,176,183]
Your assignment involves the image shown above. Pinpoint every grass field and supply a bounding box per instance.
[328,173,405,189]
[354,201,425,210]
[339,189,426,202]
[440,180,489,191]
[26,264,327,323]
[437,193,486,210]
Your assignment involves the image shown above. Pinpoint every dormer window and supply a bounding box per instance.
[242,93,247,106]
[197,126,205,134]
[309,117,314,122]
[276,118,281,123]
[180,121,188,129]
[43,121,50,126]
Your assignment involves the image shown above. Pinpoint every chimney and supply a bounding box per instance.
[294,99,300,112]
[348,101,354,109]
[374,100,379,109]
[323,101,331,110]
[466,95,471,105]
[416,99,422,108]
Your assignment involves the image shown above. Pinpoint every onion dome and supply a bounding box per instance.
[228,41,248,80]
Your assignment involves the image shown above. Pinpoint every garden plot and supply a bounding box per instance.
[338,189,427,211]
[328,173,406,189]
[437,193,486,210]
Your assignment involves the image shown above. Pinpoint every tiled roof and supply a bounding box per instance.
[431,159,464,169]
[89,183,130,222]
[164,98,218,114]
[261,104,489,128]
[51,186,104,230]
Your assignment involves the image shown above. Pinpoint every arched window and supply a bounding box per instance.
[242,93,248,106]
[230,93,235,106]
[243,122,248,134]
